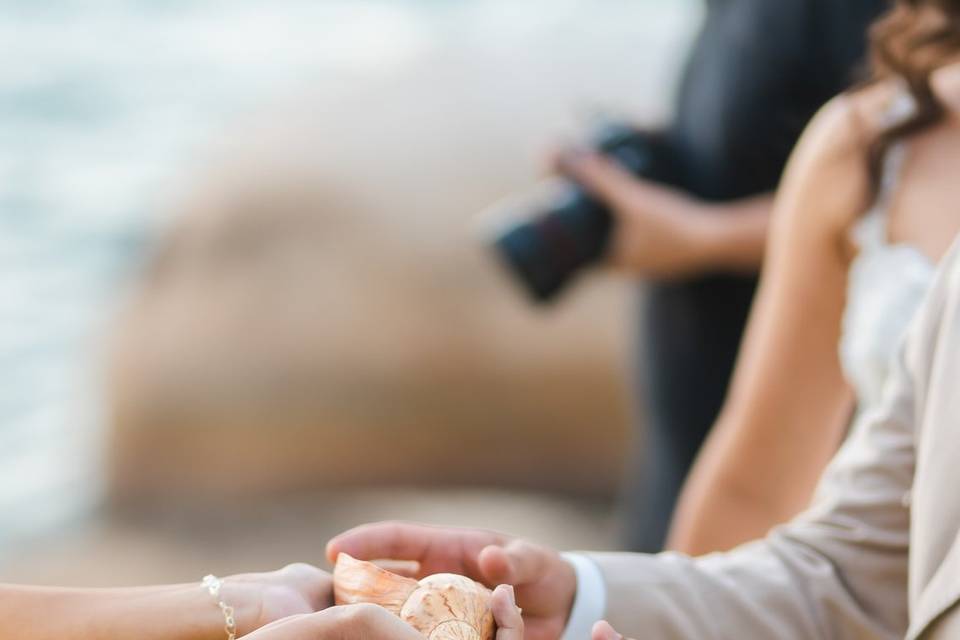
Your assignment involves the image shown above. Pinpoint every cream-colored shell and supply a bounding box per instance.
[334,553,495,640]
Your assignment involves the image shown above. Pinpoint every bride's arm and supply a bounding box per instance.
[0,564,331,640]
[666,93,873,554]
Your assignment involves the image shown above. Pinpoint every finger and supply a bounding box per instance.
[543,142,579,177]
[371,559,421,578]
[240,613,313,639]
[478,539,548,586]
[591,620,624,640]
[292,605,423,640]
[326,522,436,565]
[556,151,640,211]
[332,604,423,639]
[327,522,508,577]
[491,585,524,640]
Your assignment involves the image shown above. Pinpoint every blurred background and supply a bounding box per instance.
[1,0,697,584]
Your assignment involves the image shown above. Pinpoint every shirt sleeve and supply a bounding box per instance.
[586,372,914,637]
[560,553,607,640]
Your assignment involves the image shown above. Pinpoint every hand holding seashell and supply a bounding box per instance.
[327,522,577,640]
[333,553,505,640]
[242,604,427,640]
[241,587,523,640]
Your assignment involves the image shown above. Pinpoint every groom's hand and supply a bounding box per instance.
[326,522,577,640]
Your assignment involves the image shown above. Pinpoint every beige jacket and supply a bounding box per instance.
[587,241,960,639]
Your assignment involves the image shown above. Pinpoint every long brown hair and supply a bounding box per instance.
[867,0,960,181]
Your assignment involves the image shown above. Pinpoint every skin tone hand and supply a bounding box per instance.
[591,620,631,640]
[244,584,524,640]
[554,148,772,277]
[226,563,333,633]
[326,522,575,640]
[0,563,332,640]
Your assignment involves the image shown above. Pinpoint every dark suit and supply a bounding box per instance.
[624,0,890,552]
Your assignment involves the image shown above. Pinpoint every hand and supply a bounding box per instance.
[592,620,633,640]
[243,585,524,640]
[326,522,575,640]
[554,148,715,277]
[221,563,333,635]
[242,604,423,640]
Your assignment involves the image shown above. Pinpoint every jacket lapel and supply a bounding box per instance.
[908,533,960,639]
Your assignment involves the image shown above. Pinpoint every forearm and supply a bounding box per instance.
[667,393,852,555]
[693,193,773,273]
[666,464,792,555]
[0,581,260,640]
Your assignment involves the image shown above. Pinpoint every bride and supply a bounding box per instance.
[665,0,960,553]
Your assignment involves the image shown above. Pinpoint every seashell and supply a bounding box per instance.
[333,552,420,615]
[333,553,496,640]
[400,573,496,640]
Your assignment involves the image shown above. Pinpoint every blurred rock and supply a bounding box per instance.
[5,488,618,585]
[106,50,642,507]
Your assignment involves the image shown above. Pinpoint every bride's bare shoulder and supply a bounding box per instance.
[804,80,899,159]
[779,83,898,236]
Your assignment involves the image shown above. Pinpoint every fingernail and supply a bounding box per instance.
[495,584,521,615]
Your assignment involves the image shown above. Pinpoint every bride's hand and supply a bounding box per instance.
[242,604,423,640]
[242,584,523,639]
[221,563,333,635]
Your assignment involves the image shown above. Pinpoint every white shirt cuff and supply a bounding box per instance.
[560,552,607,640]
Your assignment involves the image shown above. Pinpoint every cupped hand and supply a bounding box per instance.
[242,604,423,640]
[242,584,524,640]
[222,563,333,635]
[326,522,575,640]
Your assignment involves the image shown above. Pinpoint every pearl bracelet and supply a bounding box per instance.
[203,574,238,640]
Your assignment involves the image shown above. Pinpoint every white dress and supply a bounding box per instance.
[839,127,936,410]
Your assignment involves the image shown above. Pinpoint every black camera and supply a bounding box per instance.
[483,122,672,302]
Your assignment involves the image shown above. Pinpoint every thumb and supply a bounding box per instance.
[478,540,549,586]
[556,150,640,212]
[591,620,624,640]
[491,585,524,640]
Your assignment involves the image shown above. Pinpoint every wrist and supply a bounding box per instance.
[678,201,724,272]
[107,583,240,640]
[219,578,265,637]
[683,196,771,273]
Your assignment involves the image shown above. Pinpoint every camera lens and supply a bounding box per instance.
[483,123,664,303]
[491,183,612,301]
